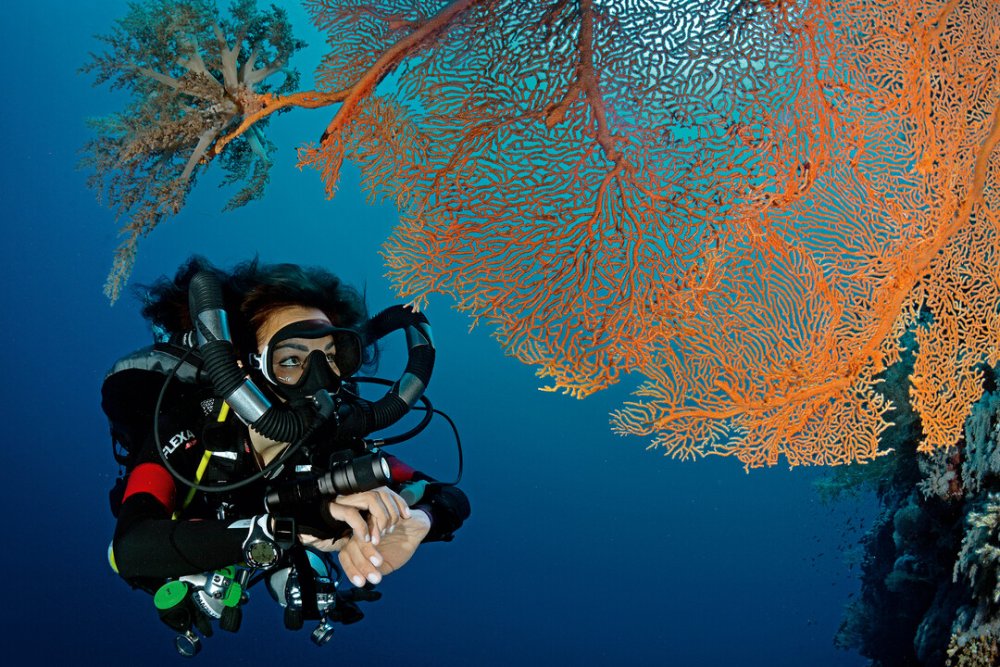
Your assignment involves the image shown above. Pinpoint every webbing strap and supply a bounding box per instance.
[173,402,229,519]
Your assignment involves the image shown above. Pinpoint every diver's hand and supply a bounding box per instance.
[300,500,371,547]
[332,487,411,545]
[299,487,412,551]
[372,508,431,574]
[337,509,432,588]
[298,533,348,553]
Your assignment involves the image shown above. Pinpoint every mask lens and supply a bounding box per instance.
[331,330,362,378]
[264,320,363,387]
[271,335,339,386]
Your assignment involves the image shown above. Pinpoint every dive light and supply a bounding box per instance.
[264,452,392,512]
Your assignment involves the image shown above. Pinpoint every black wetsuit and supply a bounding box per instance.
[112,391,470,587]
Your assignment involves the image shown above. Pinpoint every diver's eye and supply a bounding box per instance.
[277,356,303,368]
[326,352,337,363]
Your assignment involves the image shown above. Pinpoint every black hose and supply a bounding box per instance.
[188,271,309,443]
[362,306,435,433]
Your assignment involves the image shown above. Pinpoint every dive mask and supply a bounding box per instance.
[251,319,363,399]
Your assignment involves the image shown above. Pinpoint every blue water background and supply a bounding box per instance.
[0,2,872,664]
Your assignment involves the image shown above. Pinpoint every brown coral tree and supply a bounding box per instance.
[88,0,1000,468]
[83,0,304,301]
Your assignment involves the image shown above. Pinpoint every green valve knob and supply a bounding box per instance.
[154,581,190,611]
[223,582,242,608]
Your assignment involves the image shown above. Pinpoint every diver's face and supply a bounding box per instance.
[256,306,340,385]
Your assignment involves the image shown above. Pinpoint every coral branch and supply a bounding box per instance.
[545,0,620,163]
[213,0,485,160]
[317,0,483,145]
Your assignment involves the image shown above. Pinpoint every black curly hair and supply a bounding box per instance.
[136,256,377,369]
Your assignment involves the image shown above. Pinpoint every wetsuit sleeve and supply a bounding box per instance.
[114,495,246,579]
[112,407,246,581]
[385,455,471,543]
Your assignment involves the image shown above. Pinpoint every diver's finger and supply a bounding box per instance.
[325,502,370,542]
[339,540,382,587]
[335,490,392,533]
[353,536,384,571]
[385,488,411,520]
[334,489,388,510]
[363,492,392,537]
[337,545,365,587]
[376,488,401,528]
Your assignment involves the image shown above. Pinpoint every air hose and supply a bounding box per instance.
[337,305,435,439]
[188,270,310,442]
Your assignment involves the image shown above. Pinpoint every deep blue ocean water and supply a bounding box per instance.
[0,2,873,664]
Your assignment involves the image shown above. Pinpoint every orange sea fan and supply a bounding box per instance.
[608,0,1000,466]
[283,0,1000,466]
[90,0,1000,467]
[367,0,835,398]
